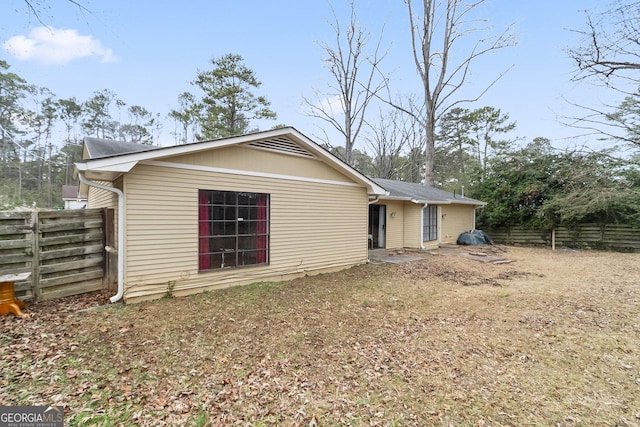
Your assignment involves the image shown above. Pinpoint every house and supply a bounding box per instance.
[369,178,485,251]
[61,185,87,209]
[75,127,387,303]
[75,127,484,303]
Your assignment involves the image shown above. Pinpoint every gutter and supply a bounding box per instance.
[368,195,381,205]
[78,172,125,303]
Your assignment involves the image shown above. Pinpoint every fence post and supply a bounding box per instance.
[552,228,556,251]
[30,210,41,299]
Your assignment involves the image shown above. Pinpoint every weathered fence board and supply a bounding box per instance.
[39,270,104,289]
[39,231,104,247]
[486,223,640,252]
[40,244,104,260]
[0,211,35,298]
[0,209,112,300]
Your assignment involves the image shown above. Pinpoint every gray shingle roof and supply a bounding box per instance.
[373,178,485,205]
[84,137,157,159]
[62,185,80,200]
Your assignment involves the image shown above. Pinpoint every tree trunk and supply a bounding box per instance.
[424,125,436,186]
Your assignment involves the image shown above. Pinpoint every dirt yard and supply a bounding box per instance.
[1,245,639,426]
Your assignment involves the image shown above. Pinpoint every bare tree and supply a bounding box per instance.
[394,0,515,186]
[567,1,640,90]
[563,1,640,147]
[304,0,388,165]
[366,108,409,179]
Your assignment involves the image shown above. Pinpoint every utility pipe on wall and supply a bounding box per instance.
[78,172,125,303]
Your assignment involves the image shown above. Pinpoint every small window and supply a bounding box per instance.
[198,190,269,271]
[422,205,437,242]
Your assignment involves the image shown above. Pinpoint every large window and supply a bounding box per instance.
[422,205,438,242]
[198,190,269,271]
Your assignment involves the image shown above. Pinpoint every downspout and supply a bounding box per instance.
[420,203,428,250]
[78,172,125,303]
[473,207,477,230]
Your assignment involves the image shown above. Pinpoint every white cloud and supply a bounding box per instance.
[2,26,117,65]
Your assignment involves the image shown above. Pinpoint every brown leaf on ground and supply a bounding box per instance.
[1,246,639,426]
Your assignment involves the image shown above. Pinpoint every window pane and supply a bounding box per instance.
[422,206,438,241]
[211,205,224,219]
[222,250,236,268]
[199,190,269,271]
[224,191,236,205]
[238,220,257,235]
[238,250,256,266]
[224,206,236,220]
[211,220,224,236]
[238,206,250,220]
[212,236,235,252]
[210,252,223,269]
[238,235,256,250]
[225,220,236,235]
[210,191,225,205]
[237,192,252,205]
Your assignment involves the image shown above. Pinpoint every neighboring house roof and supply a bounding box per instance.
[76,127,387,196]
[61,185,86,201]
[373,178,485,206]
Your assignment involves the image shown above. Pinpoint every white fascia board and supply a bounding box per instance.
[364,194,485,206]
[413,199,453,205]
[422,199,486,206]
[75,159,139,173]
[377,196,414,202]
[376,196,451,204]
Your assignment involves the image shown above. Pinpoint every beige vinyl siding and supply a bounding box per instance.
[122,163,369,302]
[87,181,117,209]
[168,145,353,184]
[441,204,476,244]
[87,177,123,251]
[402,202,422,249]
[380,200,404,249]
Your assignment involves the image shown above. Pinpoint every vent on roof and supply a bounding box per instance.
[246,136,314,158]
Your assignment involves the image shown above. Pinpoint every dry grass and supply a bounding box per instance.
[2,246,640,426]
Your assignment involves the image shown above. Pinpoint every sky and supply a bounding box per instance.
[0,0,621,152]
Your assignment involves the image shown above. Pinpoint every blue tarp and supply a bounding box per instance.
[457,230,494,246]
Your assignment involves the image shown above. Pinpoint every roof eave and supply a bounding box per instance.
[74,128,387,195]
[75,127,387,196]
[377,195,485,206]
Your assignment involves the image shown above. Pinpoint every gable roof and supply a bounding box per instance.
[76,127,387,196]
[373,178,485,206]
[62,185,84,200]
[83,137,154,159]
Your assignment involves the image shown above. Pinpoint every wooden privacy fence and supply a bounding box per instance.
[485,223,640,252]
[0,209,114,300]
